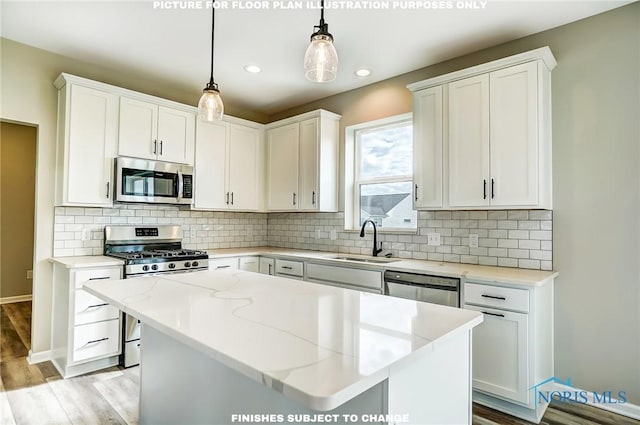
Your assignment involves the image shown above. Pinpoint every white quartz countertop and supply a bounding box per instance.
[207,247,558,287]
[84,269,483,411]
[49,255,124,269]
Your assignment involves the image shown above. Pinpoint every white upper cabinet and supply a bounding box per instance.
[408,46,556,210]
[194,119,263,211]
[267,122,300,210]
[228,124,261,210]
[448,74,491,207]
[119,97,195,165]
[194,120,228,210]
[54,75,118,207]
[266,110,340,212]
[489,62,539,206]
[412,86,443,208]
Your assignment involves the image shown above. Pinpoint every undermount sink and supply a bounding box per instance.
[335,256,400,264]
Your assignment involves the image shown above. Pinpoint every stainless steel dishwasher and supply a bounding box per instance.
[384,270,460,307]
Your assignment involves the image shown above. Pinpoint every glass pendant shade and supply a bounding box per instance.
[304,33,338,83]
[198,86,224,122]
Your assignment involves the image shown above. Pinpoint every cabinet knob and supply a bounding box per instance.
[153,140,157,154]
[230,192,234,205]
[160,140,163,155]
[292,192,297,206]
[312,191,316,205]
[483,179,487,200]
[106,182,110,199]
[414,184,418,202]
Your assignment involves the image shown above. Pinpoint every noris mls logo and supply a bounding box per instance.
[530,376,627,406]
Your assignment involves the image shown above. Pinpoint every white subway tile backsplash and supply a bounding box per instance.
[53,207,551,270]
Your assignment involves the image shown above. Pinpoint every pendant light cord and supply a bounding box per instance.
[320,0,325,27]
[208,6,215,87]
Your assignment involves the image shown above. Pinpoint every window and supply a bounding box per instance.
[345,114,416,231]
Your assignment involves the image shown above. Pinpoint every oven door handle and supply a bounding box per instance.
[177,170,184,202]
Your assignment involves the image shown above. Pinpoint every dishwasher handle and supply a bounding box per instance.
[384,278,459,291]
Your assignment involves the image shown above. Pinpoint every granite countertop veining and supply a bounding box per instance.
[84,269,483,410]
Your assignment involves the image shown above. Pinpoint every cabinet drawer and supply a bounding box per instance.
[72,319,120,363]
[275,259,304,277]
[74,289,119,325]
[239,256,259,272]
[209,257,239,270]
[464,282,529,313]
[74,268,121,289]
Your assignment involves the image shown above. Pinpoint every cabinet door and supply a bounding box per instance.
[413,86,443,208]
[157,106,195,164]
[118,97,158,160]
[448,75,490,207]
[228,124,260,210]
[298,118,319,210]
[267,123,299,210]
[66,84,117,206]
[194,120,228,209]
[464,304,529,404]
[259,257,274,275]
[490,62,538,206]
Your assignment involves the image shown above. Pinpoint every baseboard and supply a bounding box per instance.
[28,349,52,364]
[554,383,640,420]
[0,294,32,305]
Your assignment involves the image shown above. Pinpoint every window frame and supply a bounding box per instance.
[344,113,416,232]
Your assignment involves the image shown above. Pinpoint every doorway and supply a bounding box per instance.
[0,121,37,303]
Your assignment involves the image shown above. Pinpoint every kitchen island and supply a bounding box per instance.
[84,269,483,425]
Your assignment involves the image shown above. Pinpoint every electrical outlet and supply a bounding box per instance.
[316,228,321,239]
[27,270,33,279]
[330,229,337,240]
[246,227,252,238]
[427,232,441,246]
[81,228,91,241]
[469,234,479,248]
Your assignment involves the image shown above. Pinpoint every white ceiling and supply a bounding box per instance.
[1,0,633,115]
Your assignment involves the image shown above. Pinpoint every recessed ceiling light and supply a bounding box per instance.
[244,65,261,74]
[355,69,371,77]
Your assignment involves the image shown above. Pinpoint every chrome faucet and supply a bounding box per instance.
[360,219,383,257]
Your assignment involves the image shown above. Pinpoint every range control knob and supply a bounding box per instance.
[142,265,149,272]
[192,261,199,267]
[184,262,191,268]
[168,263,176,269]
[151,264,158,271]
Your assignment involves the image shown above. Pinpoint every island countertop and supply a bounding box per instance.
[84,269,483,411]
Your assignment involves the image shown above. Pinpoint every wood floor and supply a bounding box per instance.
[1,301,638,425]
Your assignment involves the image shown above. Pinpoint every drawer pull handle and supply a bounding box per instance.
[481,294,506,301]
[281,266,293,270]
[84,303,108,310]
[216,265,230,269]
[84,337,109,347]
[89,276,110,281]
[482,311,505,318]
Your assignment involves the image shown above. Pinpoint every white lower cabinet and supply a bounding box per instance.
[51,263,122,378]
[239,256,259,272]
[259,257,275,275]
[208,257,239,271]
[306,263,383,294]
[274,259,304,280]
[463,279,554,423]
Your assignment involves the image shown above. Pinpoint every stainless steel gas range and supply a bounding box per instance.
[103,225,209,367]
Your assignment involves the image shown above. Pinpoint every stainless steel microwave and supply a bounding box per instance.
[115,157,193,205]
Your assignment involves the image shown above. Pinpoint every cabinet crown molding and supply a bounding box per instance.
[266,109,342,129]
[407,46,557,92]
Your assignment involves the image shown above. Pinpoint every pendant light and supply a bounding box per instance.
[303,0,338,83]
[198,5,223,121]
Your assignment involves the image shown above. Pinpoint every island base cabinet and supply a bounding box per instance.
[139,324,475,425]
